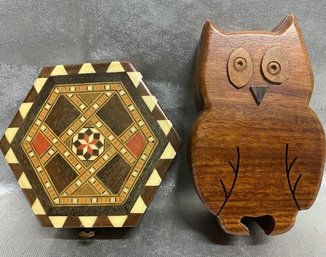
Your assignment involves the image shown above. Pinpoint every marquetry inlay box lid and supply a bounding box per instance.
[0,61,181,228]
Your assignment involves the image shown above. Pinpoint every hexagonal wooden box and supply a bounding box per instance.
[0,62,181,228]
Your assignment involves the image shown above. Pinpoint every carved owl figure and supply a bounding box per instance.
[191,15,325,235]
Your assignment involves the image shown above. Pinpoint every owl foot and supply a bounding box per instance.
[217,216,250,235]
[267,212,298,235]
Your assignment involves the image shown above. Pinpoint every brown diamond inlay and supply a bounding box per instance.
[45,95,80,136]
[97,94,133,135]
[45,154,78,194]
[96,155,131,194]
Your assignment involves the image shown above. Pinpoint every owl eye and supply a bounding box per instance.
[228,48,253,88]
[262,46,289,84]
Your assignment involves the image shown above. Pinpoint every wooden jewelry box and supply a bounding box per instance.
[0,61,181,232]
[191,15,325,235]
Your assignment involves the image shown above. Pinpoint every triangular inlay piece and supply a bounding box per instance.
[50,65,68,76]
[107,62,125,73]
[18,172,32,189]
[74,183,100,196]
[5,127,19,144]
[157,120,172,136]
[160,143,176,159]
[78,63,96,74]
[130,196,147,214]
[32,198,46,215]
[49,216,67,228]
[142,95,158,111]
[78,93,101,106]
[19,102,33,119]
[127,72,143,88]
[146,169,162,186]
[5,148,19,164]
[250,86,268,105]
[79,216,97,228]
[34,78,48,93]
[108,215,128,227]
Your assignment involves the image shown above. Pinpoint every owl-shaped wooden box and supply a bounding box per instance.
[191,15,325,235]
[0,61,180,232]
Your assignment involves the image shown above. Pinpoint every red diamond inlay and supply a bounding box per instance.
[126,132,145,157]
[32,131,51,156]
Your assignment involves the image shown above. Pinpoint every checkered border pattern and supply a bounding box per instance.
[0,62,181,228]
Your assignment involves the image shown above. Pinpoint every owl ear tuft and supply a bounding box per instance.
[272,14,299,34]
[204,19,225,36]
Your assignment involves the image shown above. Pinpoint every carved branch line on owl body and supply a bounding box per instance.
[217,146,240,215]
[285,143,302,210]
[217,144,302,214]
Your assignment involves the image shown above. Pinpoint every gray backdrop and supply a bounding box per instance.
[0,1,325,256]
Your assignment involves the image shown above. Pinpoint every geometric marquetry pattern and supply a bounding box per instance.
[72,127,104,161]
[22,82,158,206]
[0,61,181,228]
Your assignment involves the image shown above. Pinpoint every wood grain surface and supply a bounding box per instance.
[191,15,325,235]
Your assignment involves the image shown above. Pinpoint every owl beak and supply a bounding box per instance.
[250,86,268,106]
